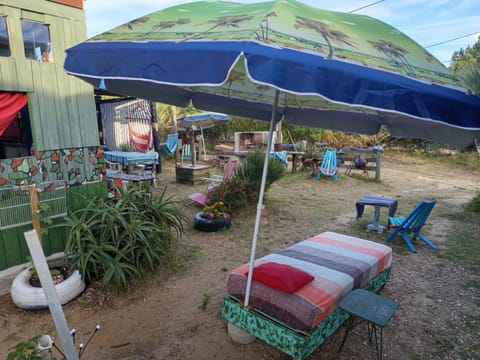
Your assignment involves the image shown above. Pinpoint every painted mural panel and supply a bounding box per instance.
[0,145,104,186]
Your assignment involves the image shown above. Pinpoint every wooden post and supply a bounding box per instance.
[24,230,79,360]
[29,185,42,244]
[375,147,382,183]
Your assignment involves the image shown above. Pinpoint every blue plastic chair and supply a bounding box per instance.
[386,200,437,253]
[316,150,337,181]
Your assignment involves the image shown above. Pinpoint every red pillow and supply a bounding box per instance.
[250,262,314,294]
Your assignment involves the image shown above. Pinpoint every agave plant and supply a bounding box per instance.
[62,183,187,290]
[459,64,480,95]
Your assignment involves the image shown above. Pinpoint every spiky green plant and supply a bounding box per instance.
[459,64,480,95]
[62,183,187,290]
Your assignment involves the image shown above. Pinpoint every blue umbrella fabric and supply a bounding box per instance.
[64,0,480,146]
[64,0,480,306]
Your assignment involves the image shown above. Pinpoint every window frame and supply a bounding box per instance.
[0,16,11,57]
[20,19,53,62]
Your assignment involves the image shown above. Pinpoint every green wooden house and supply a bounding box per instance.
[0,0,105,270]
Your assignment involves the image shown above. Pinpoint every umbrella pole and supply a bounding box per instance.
[244,89,280,307]
[200,125,207,160]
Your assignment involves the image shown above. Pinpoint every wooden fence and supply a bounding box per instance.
[336,147,383,182]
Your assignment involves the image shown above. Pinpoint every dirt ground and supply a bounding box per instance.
[1,152,479,360]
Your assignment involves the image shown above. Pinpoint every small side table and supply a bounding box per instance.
[339,289,399,360]
[355,195,398,233]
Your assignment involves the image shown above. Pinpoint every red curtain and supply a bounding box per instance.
[0,92,27,137]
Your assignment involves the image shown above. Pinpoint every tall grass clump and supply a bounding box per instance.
[62,183,187,290]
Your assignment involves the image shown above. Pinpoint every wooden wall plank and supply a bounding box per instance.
[0,236,6,270]
[1,227,30,269]
[1,2,98,150]
[0,60,19,90]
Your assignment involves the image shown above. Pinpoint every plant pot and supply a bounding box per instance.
[194,212,231,232]
[10,265,85,311]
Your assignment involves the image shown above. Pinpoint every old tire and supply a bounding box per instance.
[194,212,231,232]
[11,267,85,310]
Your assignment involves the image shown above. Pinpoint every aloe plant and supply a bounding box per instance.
[62,183,187,290]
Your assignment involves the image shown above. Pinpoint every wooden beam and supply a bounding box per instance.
[24,230,79,360]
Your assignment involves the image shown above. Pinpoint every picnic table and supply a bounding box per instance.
[104,151,158,173]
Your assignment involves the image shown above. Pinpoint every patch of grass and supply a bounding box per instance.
[436,201,480,359]
[439,208,480,274]
[461,313,480,333]
[466,192,480,212]
[461,279,480,290]
[199,293,211,311]
[176,243,201,273]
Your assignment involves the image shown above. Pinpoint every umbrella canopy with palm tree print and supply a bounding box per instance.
[65,0,480,146]
[64,0,480,307]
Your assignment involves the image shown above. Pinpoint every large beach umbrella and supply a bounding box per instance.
[64,0,480,305]
[177,112,230,163]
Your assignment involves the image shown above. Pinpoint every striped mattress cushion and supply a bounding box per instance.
[226,231,392,330]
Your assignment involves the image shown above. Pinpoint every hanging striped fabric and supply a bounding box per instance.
[100,98,152,152]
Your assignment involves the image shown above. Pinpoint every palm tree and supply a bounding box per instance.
[255,11,277,41]
[152,19,191,31]
[225,69,246,97]
[294,16,356,59]
[368,39,415,76]
[117,16,149,30]
[190,14,254,40]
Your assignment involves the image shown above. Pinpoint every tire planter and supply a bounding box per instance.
[11,267,86,310]
[194,212,231,232]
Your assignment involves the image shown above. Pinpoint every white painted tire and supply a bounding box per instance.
[10,268,85,310]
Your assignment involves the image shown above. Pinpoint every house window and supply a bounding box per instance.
[20,19,53,62]
[0,92,32,159]
[0,16,10,57]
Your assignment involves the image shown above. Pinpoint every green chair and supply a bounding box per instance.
[386,200,437,253]
[181,143,192,163]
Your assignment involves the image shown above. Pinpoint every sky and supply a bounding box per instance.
[83,0,480,67]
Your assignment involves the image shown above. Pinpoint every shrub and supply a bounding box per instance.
[62,183,187,290]
[7,336,44,360]
[466,192,480,212]
[211,151,285,210]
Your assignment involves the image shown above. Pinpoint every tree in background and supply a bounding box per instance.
[450,36,480,95]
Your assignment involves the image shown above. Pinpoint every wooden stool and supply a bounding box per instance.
[339,289,398,359]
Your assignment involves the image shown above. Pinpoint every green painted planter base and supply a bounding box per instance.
[221,267,391,360]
